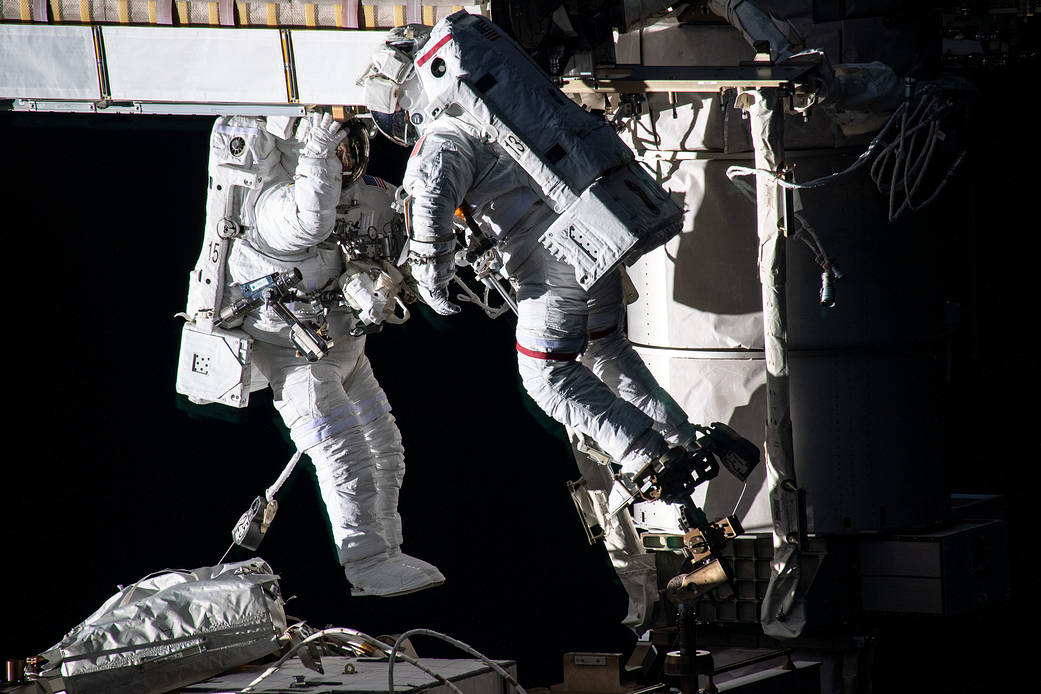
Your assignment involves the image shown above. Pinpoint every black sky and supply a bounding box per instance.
[0,57,1036,689]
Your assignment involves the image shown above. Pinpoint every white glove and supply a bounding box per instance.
[416,285,461,316]
[608,474,638,516]
[300,112,347,159]
[407,237,461,315]
[408,238,457,278]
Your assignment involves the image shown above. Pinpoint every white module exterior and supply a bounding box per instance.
[618,17,948,535]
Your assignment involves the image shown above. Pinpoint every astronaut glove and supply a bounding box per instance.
[416,285,461,316]
[301,112,347,159]
[408,240,457,283]
[408,239,461,315]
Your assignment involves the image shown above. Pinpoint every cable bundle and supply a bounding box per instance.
[868,82,968,221]
[240,624,526,694]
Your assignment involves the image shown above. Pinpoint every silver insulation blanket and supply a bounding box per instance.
[737,87,805,639]
[36,559,286,694]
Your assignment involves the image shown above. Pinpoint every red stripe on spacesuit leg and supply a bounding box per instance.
[417,34,453,67]
[516,342,578,361]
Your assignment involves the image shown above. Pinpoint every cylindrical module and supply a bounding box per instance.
[621,17,948,541]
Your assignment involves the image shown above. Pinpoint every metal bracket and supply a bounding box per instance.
[559,63,818,95]
[91,26,111,102]
[279,29,300,104]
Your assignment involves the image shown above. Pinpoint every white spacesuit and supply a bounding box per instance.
[404,122,697,475]
[219,113,444,597]
[360,15,700,476]
[356,13,771,633]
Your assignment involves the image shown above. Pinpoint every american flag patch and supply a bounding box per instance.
[362,174,387,189]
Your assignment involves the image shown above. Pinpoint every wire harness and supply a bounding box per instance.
[725,78,970,218]
[237,624,526,694]
[723,76,972,307]
[389,628,526,694]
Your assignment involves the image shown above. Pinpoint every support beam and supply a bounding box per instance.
[736,86,806,639]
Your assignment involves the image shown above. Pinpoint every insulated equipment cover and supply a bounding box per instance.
[34,559,287,694]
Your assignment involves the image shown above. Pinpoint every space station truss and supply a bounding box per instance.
[0,1,485,114]
[2,0,472,28]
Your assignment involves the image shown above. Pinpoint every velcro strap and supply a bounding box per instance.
[218,0,235,25]
[406,0,422,24]
[342,0,359,28]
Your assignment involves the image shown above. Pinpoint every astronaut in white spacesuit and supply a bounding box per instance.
[359,16,701,482]
[356,15,725,633]
[221,112,443,597]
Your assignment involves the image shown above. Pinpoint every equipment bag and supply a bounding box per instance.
[33,559,286,694]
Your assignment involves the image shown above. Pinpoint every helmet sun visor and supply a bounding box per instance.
[371,110,419,147]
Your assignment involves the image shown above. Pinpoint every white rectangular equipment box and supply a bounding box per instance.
[175,324,254,407]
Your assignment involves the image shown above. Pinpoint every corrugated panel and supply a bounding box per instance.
[59,0,92,22]
[1,0,475,24]
[1,0,481,108]
[127,0,151,22]
[1,0,26,20]
[184,0,216,24]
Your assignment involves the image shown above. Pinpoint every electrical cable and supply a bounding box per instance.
[721,79,967,310]
[216,541,235,565]
[791,212,839,275]
[867,92,965,221]
[725,80,965,208]
[239,626,465,694]
[724,100,908,190]
[730,481,749,517]
[389,628,527,694]
[728,166,842,304]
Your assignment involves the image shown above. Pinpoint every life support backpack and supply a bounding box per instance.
[175,116,285,407]
[412,11,683,288]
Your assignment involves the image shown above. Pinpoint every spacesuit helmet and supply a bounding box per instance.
[357,24,432,146]
[338,118,371,186]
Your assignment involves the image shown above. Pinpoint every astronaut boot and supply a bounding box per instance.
[381,544,445,582]
[343,551,446,597]
[373,462,445,584]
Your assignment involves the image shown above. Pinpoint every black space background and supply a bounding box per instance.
[0,63,1037,692]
